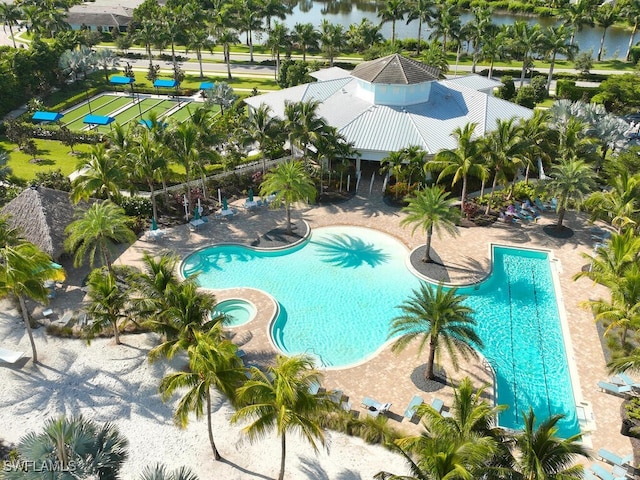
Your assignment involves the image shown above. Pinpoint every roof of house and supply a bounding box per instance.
[66,5,134,27]
[245,70,532,156]
[446,75,503,91]
[350,54,441,84]
[1,187,78,260]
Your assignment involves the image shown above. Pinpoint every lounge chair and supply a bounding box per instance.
[598,448,633,467]
[583,469,601,480]
[590,463,626,480]
[550,198,558,210]
[597,380,632,396]
[612,373,640,390]
[404,395,424,419]
[534,198,548,211]
[361,397,392,417]
[0,347,25,364]
[430,397,444,414]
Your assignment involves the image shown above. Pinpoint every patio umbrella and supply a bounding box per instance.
[223,197,228,210]
[49,262,66,282]
[151,217,158,230]
[248,188,254,202]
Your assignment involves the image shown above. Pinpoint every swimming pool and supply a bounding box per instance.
[182,225,579,437]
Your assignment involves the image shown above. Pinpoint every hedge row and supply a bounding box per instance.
[555,80,600,103]
[9,121,104,144]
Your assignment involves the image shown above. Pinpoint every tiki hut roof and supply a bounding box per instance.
[1,186,77,260]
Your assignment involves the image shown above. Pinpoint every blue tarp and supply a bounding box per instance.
[32,111,63,122]
[139,119,168,129]
[154,79,178,88]
[109,76,134,85]
[83,115,115,125]
[200,82,214,90]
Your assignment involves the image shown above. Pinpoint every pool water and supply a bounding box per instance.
[182,226,579,437]
[212,299,256,327]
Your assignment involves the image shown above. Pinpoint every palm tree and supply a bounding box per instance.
[389,283,483,381]
[217,28,240,80]
[159,330,246,460]
[583,263,640,344]
[232,0,263,64]
[138,464,199,480]
[0,2,22,48]
[84,268,129,345]
[205,81,238,115]
[378,0,407,46]
[259,160,317,235]
[320,20,344,67]
[428,122,486,212]
[378,378,509,480]
[400,186,460,263]
[542,25,577,93]
[131,252,182,319]
[622,0,640,61]
[574,230,640,286]
[94,48,121,83]
[405,0,435,55]
[64,201,136,275]
[0,242,56,364]
[284,100,327,161]
[561,0,596,46]
[245,103,282,173]
[71,143,124,203]
[544,159,597,228]
[292,22,320,61]
[584,170,640,232]
[231,354,333,480]
[6,416,128,480]
[147,281,221,361]
[168,122,204,208]
[511,409,590,479]
[129,129,166,222]
[482,117,525,214]
[508,21,543,87]
[133,19,159,70]
[595,3,620,61]
[429,3,461,52]
[187,27,215,79]
[267,21,291,80]
[463,6,496,73]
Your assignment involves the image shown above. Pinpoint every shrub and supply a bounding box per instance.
[497,76,516,101]
[119,195,152,218]
[515,86,536,108]
[34,169,72,191]
[530,75,547,102]
[630,45,640,65]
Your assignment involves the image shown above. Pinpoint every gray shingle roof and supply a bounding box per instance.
[66,5,133,27]
[351,54,441,85]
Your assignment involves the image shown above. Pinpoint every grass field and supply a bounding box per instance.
[64,95,134,130]
[93,98,179,133]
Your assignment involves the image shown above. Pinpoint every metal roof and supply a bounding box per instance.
[244,66,533,159]
[446,74,503,91]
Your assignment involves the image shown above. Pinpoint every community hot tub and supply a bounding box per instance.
[212,299,257,327]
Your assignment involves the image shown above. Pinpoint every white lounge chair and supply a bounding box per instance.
[0,347,25,364]
[361,397,392,417]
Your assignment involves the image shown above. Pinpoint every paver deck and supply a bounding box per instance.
[108,188,633,458]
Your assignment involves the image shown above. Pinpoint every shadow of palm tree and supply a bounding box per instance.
[312,234,389,268]
[298,455,363,480]
[183,247,256,276]
[0,346,174,423]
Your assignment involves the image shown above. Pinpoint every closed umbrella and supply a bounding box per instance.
[222,197,228,210]
[151,217,158,230]
[248,188,254,202]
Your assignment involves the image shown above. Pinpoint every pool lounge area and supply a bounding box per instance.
[117,189,627,453]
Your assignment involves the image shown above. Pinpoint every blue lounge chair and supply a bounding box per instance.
[590,463,626,480]
[534,198,548,211]
[362,397,392,417]
[404,395,424,419]
[583,469,601,480]
[430,397,444,413]
[550,198,558,210]
[597,380,632,396]
[612,373,640,390]
[598,448,633,466]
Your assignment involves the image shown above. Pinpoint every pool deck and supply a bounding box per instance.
[114,190,632,460]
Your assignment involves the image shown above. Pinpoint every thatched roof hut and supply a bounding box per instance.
[1,186,78,260]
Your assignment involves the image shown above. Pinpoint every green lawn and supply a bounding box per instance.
[2,139,92,182]
[64,95,133,131]
[94,98,179,133]
[62,94,121,127]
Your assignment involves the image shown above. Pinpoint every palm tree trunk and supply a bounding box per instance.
[417,20,422,56]
[197,50,204,78]
[627,22,638,61]
[149,181,158,222]
[485,174,499,215]
[546,52,556,93]
[8,24,16,48]
[101,243,113,274]
[206,390,222,460]
[598,30,607,62]
[520,57,527,87]
[278,433,286,480]
[249,29,254,63]
[425,336,437,380]
[18,294,37,363]
[225,46,232,80]
[113,320,121,345]
[460,175,467,211]
[489,59,494,79]
[286,205,292,235]
[557,206,566,227]
[423,226,433,263]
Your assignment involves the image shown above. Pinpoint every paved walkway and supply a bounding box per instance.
[101,186,633,460]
